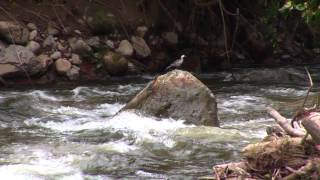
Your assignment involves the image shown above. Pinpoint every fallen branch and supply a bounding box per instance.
[267,107,305,137]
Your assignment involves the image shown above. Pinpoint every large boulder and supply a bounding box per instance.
[0,21,29,45]
[122,70,219,126]
[0,45,44,77]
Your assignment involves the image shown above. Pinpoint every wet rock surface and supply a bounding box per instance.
[122,70,219,126]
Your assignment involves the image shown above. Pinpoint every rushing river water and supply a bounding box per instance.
[0,68,314,179]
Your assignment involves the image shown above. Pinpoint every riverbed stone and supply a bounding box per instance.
[231,68,307,83]
[116,40,133,57]
[50,51,62,60]
[122,70,219,126]
[131,36,151,58]
[0,40,7,51]
[136,26,148,38]
[43,35,56,48]
[68,37,92,55]
[103,51,128,75]
[26,41,41,53]
[86,36,100,48]
[0,45,44,77]
[27,23,37,31]
[70,53,82,65]
[106,39,115,49]
[66,65,80,80]
[55,58,72,75]
[36,54,52,69]
[0,21,29,45]
[29,30,38,41]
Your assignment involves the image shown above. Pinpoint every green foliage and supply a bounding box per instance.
[279,0,320,25]
[259,1,282,48]
[82,47,107,71]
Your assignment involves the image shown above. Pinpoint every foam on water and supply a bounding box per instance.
[0,148,82,179]
[33,109,191,148]
[219,95,267,114]
[28,90,61,101]
[261,87,307,97]
[98,141,138,153]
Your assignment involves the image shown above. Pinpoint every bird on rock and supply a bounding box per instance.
[165,55,186,71]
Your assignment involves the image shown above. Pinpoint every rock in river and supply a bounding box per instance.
[122,70,219,126]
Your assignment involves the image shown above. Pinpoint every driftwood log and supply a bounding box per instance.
[266,107,305,137]
[208,107,320,180]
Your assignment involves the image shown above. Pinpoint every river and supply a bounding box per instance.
[0,68,313,179]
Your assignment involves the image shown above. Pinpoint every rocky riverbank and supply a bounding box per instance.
[1,1,320,86]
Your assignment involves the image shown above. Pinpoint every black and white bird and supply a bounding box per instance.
[165,55,186,71]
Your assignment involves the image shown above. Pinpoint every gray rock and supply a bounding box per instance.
[115,40,133,57]
[162,32,178,45]
[29,30,38,41]
[70,53,82,65]
[36,54,52,73]
[131,36,151,58]
[55,58,72,75]
[43,35,56,48]
[86,36,100,48]
[106,39,114,49]
[136,26,148,38]
[66,65,80,80]
[26,41,41,53]
[0,45,43,77]
[122,70,219,126]
[103,51,128,75]
[68,37,92,55]
[0,21,29,45]
[27,23,37,31]
[57,42,67,51]
[0,40,8,51]
[50,51,62,60]
[74,29,82,35]
[231,68,307,84]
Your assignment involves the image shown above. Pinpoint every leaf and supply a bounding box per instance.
[96,63,103,69]
[279,1,293,12]
[295,3,306,11]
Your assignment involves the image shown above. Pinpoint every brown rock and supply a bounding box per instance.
[103,51,128,76]
[122,70,219,126]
